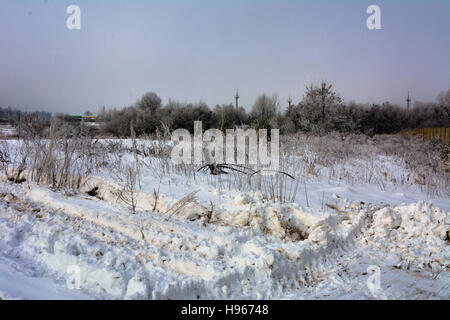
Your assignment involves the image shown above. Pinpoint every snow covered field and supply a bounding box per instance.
[0,135,448,300]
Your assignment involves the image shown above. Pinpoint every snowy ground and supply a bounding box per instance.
[0,137,448,299]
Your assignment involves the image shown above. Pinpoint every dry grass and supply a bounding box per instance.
[164,190,199,220]
[3,129,448,206]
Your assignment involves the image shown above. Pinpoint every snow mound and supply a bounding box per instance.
[367,202,449,273]
[373,207,402,230]
[79,177,317,241]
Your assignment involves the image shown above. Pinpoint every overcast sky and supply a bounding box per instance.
[0,0,449,114]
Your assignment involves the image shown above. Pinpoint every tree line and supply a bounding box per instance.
[2,82,449,138]
[0,106,51,124]
[99,83,450,137]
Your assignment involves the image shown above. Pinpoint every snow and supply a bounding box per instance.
[0,138,449,299]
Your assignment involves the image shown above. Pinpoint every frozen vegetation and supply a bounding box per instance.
[0,131,448,299]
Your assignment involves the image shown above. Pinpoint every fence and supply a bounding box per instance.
[401,127,450,145]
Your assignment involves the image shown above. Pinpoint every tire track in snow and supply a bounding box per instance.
[2,184,255,293]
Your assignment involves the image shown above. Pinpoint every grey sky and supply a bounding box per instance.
[0,0,449,114]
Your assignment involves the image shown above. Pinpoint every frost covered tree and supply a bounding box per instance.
[291,81,343,134]
[437,89,450,106]
[137,92,162,113]
[251,94,279,130]
[213,104,247,131]
[303,81,343,119]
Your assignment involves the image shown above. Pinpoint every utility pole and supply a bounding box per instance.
[406,91,411,111]
[235,90,240,113]
[288,97,293,116]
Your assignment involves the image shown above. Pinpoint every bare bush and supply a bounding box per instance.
[116,164,139,214]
